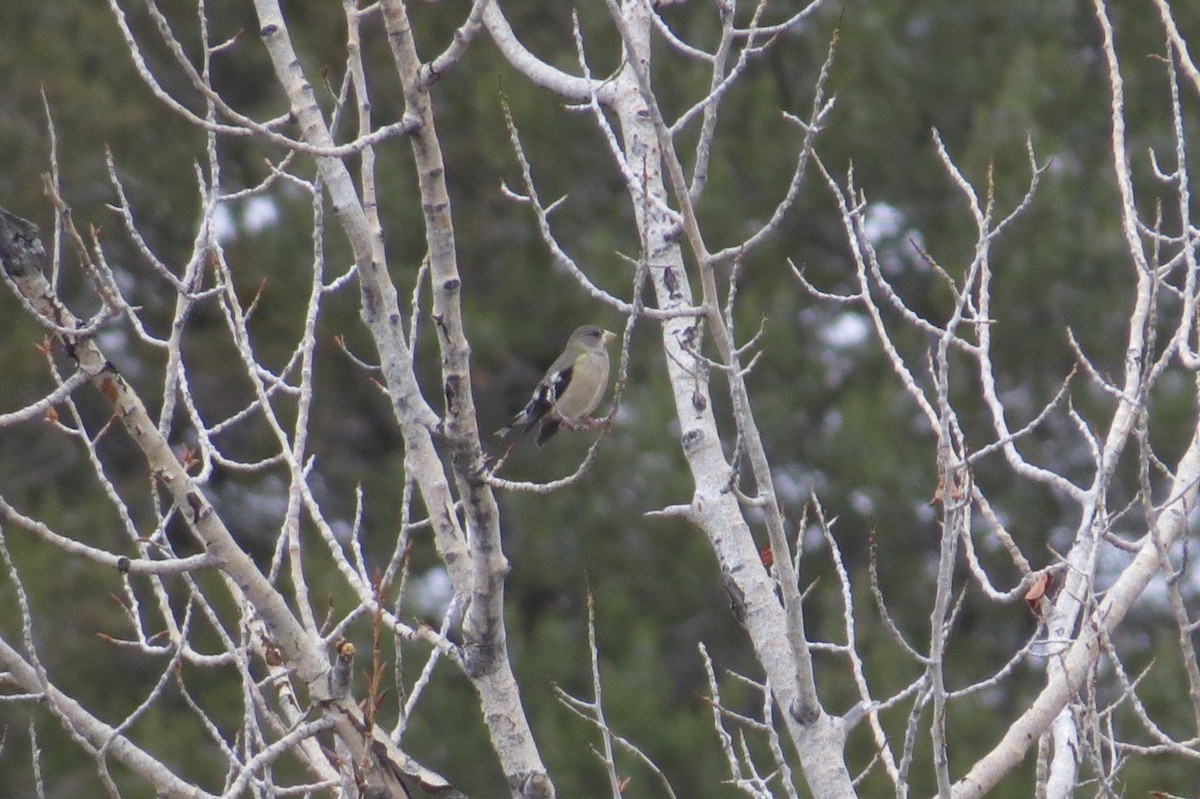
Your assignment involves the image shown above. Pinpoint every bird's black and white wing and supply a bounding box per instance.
[497,361,574,439]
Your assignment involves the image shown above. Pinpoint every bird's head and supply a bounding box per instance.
[571,325,617,350]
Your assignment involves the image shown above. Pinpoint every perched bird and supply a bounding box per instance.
[497,325,617,445]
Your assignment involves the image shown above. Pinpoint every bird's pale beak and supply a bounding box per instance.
[602,330,617,345]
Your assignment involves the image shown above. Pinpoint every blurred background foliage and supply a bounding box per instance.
[1,0,1199,796]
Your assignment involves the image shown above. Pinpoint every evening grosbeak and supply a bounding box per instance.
[498,325,617,445]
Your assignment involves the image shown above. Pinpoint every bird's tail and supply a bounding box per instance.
[535,418,561,446]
